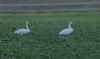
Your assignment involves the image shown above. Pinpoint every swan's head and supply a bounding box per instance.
[69,22,72,24]
[26,21,29,24]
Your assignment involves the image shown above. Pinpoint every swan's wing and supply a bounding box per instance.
[14,28,28,34]
[59,29,69,35]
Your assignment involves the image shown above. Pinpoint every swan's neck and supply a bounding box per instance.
[26,23,29,29]
[68,23,72,29]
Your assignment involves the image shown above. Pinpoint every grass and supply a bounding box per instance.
[0,12,100,59]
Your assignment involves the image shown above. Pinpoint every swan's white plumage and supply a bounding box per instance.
[14,21,30,35]
[59,22,73,36]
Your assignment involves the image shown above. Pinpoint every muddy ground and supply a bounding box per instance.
[0,2,100,13]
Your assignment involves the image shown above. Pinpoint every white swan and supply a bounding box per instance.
[14,21,30,35]
[59,22,73,36]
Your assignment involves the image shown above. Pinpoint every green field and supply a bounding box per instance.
[0,12,100,59]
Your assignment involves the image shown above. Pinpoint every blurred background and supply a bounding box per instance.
[0,0,100,13]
